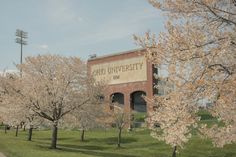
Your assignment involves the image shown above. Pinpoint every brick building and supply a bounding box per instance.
[87,48,157,115]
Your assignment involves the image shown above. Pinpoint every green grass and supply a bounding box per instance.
[197,109,225,127]
[197,109,216,121]
[0,128,235,157]
[133,112,146,122]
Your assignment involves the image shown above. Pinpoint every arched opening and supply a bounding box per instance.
[111,92,124,104]
[110,92,124,110]
[130,91,147,112]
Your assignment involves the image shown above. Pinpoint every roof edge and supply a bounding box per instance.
[87,48,145,61]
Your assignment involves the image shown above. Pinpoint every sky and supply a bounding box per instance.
[0,0,165,71]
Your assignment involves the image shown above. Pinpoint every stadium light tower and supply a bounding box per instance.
[15,29,28,74]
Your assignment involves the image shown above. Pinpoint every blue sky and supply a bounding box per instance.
[0,0,165,70]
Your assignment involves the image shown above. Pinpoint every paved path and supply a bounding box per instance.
[0,152,6,157]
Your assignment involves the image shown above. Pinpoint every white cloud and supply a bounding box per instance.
[76,17,83,22]
[39,44,49,50]
[24,44,50,56]
[0,69,19,75]
[80,9,162,44]
[45,0,84,25]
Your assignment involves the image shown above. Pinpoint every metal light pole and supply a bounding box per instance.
[15,29,28,75]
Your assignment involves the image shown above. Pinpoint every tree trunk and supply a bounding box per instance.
[28,125,33,141]
[4,125,7,134]
[51,122,58,149]
[172,146,177,157]
[20,122,25,131]
[15,125,19,137]
[117,128,122,147]
[81,129,85,142]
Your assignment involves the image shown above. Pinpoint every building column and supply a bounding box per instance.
[124,92,131,114]
[124,92,132,129]
[146,62,154,115]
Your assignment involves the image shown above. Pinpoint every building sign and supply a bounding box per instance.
[91,56,147,85]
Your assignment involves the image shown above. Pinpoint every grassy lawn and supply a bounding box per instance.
[197,109,226,127]
[0,128,235,157]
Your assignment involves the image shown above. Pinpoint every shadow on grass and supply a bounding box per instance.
[127,141,168,149]
[225,152,236,157]
[36,137,74,141]
[60,147,137,157]
[35,136,139,151]
[59,144,107,151]
[88,137,137,145]
[35,136,137,144]
[37,144,137,157]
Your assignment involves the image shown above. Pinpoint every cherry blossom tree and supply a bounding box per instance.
[63,104,105,142]
[146,91,198,157]
[106,103,130,148]
[134,0,236,155]
[62,84,106,142]
[0,73,25,137]
[0,73,44,140]
[0,55,102,149]
[24,111,43,141]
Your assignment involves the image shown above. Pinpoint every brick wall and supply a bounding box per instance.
[87,48,154,115]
